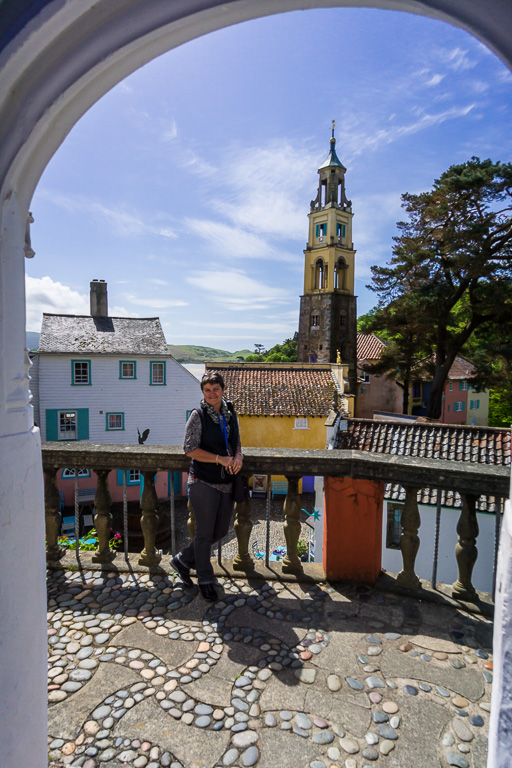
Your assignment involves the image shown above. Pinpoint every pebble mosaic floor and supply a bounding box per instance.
[47,568,493,768]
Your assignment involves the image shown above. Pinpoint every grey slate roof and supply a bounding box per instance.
[38,314,169,355]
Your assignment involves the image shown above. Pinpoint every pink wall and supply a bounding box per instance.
[57,470,187,507]
[440,382,468,424]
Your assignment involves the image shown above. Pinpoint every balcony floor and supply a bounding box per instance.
[47,562,493,768]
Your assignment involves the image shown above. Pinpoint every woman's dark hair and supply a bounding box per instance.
[200,371,225,391]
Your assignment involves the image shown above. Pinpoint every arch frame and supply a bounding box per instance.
[0,2,512,768]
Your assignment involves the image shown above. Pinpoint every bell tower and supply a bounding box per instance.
[297,123,357,392]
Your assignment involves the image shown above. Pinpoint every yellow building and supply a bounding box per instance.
[205,360,351,448]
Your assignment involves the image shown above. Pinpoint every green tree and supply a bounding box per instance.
[369,157,512,420]
[361,302,431,413]
[244,337,298,363]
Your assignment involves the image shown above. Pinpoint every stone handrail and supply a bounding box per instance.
[42,442,510,600]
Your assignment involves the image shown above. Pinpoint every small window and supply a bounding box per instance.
[120,361,136,379]
[470,400,480,410]
[448,382,453,391]
[72,360,91,385]
[454,401,465,412]
[106,412,124,430]
[315,223,327,240]
[340,312,346,326]
[459,381,468,391]
[150,361,166,385]
[412,382,421,399]
[117,469,141,486]
[386,504,402,549]
[59,410,77,440]
[294,417,309,430]
[62,468,91,479]
[360,371,370,383]
[311,314,319,327]
[336,222,346,240]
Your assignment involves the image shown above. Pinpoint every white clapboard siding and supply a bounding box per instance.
[39,354,201,445]
[29,352,40,427]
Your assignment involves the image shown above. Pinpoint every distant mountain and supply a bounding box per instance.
[27,331,40,350]
[168,344,252,363]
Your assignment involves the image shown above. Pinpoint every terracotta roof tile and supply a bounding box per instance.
[336,419,510,465]
[205,362,342,417]
[336,418,510,511]
[357,333,388,361]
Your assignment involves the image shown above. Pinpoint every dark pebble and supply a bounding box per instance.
[470,715,484,727]
[404,685,418,695]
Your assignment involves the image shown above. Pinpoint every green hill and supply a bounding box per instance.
[168,344,252,363]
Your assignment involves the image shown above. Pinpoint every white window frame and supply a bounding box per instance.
[62,468,90,479]
[107,412,124,430]
[294,417,309,430]
[454,401,465,412]
[58,410,77,440]
[470,400,480,410]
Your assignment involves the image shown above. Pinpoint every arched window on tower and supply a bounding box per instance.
[314,259,326,289]
[335,257,347,290]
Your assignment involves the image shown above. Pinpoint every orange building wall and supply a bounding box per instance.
[323,476,384,583]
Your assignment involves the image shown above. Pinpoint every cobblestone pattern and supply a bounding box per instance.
[47,569,493,768]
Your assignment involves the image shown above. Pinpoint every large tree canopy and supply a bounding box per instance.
[368,157,512,420]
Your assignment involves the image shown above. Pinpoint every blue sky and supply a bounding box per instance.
[26,7,512,352]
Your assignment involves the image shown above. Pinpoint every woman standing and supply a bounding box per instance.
[171,371,243,601]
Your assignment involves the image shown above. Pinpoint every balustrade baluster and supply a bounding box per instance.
[92,470,115,563]
[138,471,162,566]
[233,475,253,571]
[452,493,479,601]
[282,475,302,574]
[45,467,64,561]
[396,485,421,590]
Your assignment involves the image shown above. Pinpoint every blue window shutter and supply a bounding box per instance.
[315,224,319,237]
[76,409,89,440]
[46,409,58,441]
[343,224,346,237]
[173,472,181,494]
[117,470,124,485]
[462,401,465,411]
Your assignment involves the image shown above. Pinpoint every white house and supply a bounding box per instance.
[34,280,200,448]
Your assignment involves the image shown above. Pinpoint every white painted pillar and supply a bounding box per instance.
[488,472,512,768]
[0,192,47,768]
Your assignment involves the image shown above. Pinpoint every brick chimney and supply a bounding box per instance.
[90,279,108,317]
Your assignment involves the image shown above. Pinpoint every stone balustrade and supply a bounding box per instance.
[42,442,510,601]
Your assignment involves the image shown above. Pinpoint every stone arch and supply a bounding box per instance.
[1,4,512,768]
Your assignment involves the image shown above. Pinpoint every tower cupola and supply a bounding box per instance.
[310,121,351,211]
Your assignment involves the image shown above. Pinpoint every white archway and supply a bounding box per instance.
[1,2,511,766]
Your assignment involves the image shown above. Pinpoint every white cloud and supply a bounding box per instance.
[25,275,134,330]
[443,47,477,72]
[147,278,169,286]
[185,269,292,311]
[209,142,317,240]
[37,189,178,239]
[425,73,445,87]
[161,118,178,142]
[340,104,475,159]
[123,294,188,309]
[184,218,296,262]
